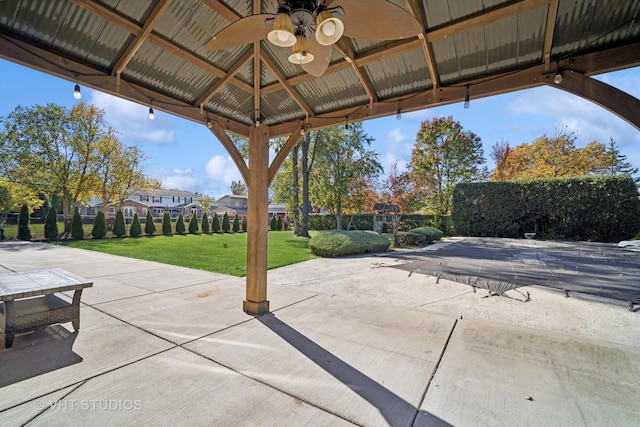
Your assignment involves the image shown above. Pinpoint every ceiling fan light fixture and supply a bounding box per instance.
[288,34,314,65]
[267,5,296,47]
[315,9,343,46]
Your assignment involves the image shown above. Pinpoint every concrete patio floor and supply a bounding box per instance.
[1,239,639,426]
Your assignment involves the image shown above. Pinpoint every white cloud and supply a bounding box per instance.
[380,127,413,174]
[89,91,174,144]
[205,155,244,186]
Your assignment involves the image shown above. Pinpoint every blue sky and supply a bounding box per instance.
[1,58,639,199]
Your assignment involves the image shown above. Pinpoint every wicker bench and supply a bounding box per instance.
[0,269,93,348]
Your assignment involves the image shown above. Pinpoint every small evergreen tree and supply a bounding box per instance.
[189,213,199,234]
[276,215,283,231]
[201,212,210,233]
[130,213,142,237]
[270,214,277,231]
[145,211,156,236]
[241,215,247,232]
[44,205,58,240]
[91,211,107,239]
[222,212,231,232]
[176,213,186,234]
[162,211,172,235]
[113,210,126,237]
[212,214,220,233]
[71,207,84,240]
[17,204,31,241]
[232,213,240,232]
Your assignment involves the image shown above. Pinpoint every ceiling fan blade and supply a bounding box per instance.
[206,14,273,50]
[334,0,422,40]
[302,38,332,77]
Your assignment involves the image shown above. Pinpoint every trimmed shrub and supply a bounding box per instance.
[232,214,240,232]
[276,215,283,231]
[91,211,107,239]
[71,207,84,240]
[176,213,185,234]
[222,212,230,233]
[129,213,142,237]
[308,230,390,257]
[145,211,156,236]
[17,204,31,241]
[44,205,58,240]
[113,210,126,237]
[270,215,277,231]
[408,226,443,242]
[241,215,247,232]
[212,214,220,233]
[201,212,210,234]
[395,231,426,247]
[189,214,199,234]
[162,211,172,235]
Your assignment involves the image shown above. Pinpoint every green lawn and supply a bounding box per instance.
[59,231,316,276]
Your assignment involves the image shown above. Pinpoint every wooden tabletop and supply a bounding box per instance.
[0,269,93,301]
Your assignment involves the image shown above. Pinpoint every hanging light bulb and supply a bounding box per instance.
[73,74,81,99]
[464,85,470,109]
[207,119,213,129]
[396,102,402,120]
[148,101,155,120]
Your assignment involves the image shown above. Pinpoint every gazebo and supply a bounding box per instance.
[0,0,638,314]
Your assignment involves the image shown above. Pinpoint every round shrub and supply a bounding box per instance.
[408,226,443,242]
[91,211,107,239]
[308,230,390,258]
[113,210,126,237]
[395,231,426,247]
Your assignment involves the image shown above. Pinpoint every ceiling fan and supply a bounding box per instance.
[206,0,423,77]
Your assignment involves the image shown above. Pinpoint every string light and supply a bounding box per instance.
[148,100,155,120]
[207,119,212,129]
[73,74,81,100]
[464,85,470,109]
[396,102,401,120]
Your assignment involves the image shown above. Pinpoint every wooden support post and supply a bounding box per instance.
[243,124,270,315]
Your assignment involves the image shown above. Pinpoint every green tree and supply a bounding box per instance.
[91,210,107,239]
[601,138,639,182]
[276,215,283,231]
[241,215,247,232]
[0,184,12,240]
[71,207,84,240]
[212,214,220,233]
[176,213,186,234]
[232,213,240,232]
[129,213,142,237]
[162,211,172,235]
[311,123,383,229]
[270,214,277,231]
[230,180,247,196]
[17,203,31,241]
[44,204,59,240]
[188,213,199,234]
[409,116,487,214]
[145,211,156,236]
[222,212,230,232]
[113,210,126,237]
[201,212,210,233]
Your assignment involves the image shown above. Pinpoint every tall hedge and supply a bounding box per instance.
[222,212,230,233]
[201,212,210,234]
[17,204,31,241]
[71,207,84,240]
[44,205,58,240]
[145,211,156,236]
[212,214,220,233]
[176,213,185,234]
[232,214,240,232]
[113,210,126,237]
[452,175,640,241]
[270,214,277,231]
[276,215,283,231]
[91,211,107,239]
[130,213,142,237]
[162,211,172,235]
[188,214,199,234]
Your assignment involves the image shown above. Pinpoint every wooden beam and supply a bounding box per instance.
[268,128,303,184]
[195,48,253,107]
[543,0,559,70]
[253,41,261,125]
[112,0,172,77]
[208,121,249,183]
[405,0,439,90]
[335,39,378,103]
[201,0,241,22]
[261,52,313,116]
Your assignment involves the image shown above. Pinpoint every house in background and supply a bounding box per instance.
[213,194,248,218]
[108,188,203,220]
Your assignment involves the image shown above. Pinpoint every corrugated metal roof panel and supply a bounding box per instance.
[9,1,71,48]
[208,83,253,124]
[516,7,547,66]
[86,21,133,70]
[97,0,153,24]
[295,68,369,114]
[365,48,431,99]
[261,89,305,125]
[424,0,511,29]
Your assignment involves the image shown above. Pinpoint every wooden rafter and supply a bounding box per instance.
[404,0,439,90]
[543,0,560,70]
[334,39,377,103]
[202,0,241,22]
[112,0,172,78]
[260,53,313,117]
[195,48,253,107]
